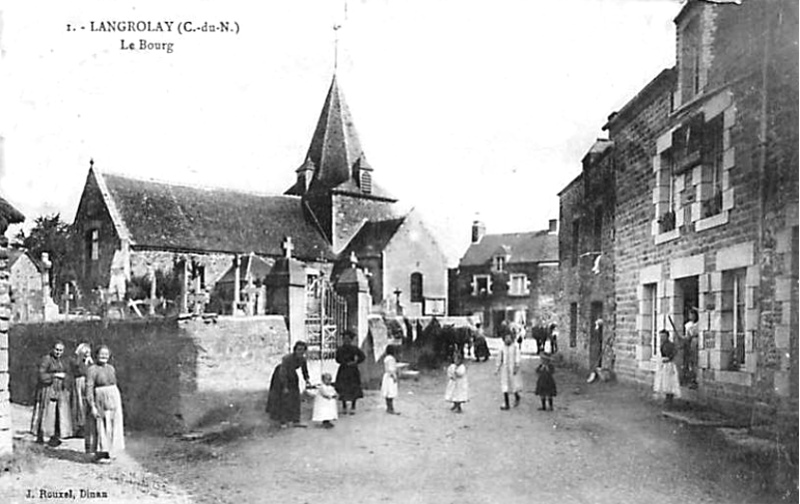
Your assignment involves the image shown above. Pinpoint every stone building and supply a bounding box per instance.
[449,220,559,336]
[559,0,798,419]
[70,75,448,319]
[7,249,53,322]
[558,138,616,371]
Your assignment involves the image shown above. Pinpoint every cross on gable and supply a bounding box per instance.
[349,251,358,267]
[282,236,294,259]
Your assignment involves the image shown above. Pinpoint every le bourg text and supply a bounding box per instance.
[65,20,241,55]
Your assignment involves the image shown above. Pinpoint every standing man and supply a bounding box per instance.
[683,310,700,388]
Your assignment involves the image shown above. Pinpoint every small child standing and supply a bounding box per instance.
[381,345,400,414]
[496,333,523,410]
[445,351,469,413]
[312,373,339,428]
[535,354,557,411]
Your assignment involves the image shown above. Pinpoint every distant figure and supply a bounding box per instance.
[86,345,125,462]
[544,323,559,355]
[312,373,339,429]
[445,351,469,413]
[266,341,312,428]
[473,323,490,362]
[495,332,523,410]
[381,345,400,415]
[31,341,72,447]
[535,354,557,411]
[70,343,93,444]
[653,330,681,406]
[334,331,366,415]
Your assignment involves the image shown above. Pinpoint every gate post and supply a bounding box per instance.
[265,256,306,348]
[335,259,371,348]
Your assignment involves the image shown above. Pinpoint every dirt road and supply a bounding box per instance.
[3,342,795,503]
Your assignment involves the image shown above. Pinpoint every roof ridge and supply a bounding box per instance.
[101,170,295,199]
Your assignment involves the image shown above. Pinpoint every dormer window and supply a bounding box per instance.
[493,255,506,272]
[360,170,372,195]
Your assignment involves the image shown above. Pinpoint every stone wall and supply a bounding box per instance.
[9,316,289,432]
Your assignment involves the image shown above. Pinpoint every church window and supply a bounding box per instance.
[410,272,423,302]
[90,229,99,261]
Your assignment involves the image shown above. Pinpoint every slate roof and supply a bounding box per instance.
[100,172,334,260]
[459,231,558,267]
[7,249,42,271]
[338,217,406,259]
[285,76,395,200]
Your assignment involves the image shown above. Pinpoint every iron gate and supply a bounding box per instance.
[305,276,347,361]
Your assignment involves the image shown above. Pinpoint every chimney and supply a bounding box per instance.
[471,220,486,244]
[548,219,558,234]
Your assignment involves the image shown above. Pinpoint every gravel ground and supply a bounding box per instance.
[3,340,796,504]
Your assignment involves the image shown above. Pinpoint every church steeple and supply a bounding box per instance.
[305,75,363,192]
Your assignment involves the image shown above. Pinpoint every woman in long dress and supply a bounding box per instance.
[30,341,72,447]
[334,331,366,415]
[70,343,92,444]
[266,341,311,427]
[86,345,125,461]
[653,330,681,406]
[496,333,523,410]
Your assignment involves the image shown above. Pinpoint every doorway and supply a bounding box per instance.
[589,302,604,369]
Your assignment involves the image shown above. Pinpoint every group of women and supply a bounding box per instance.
[30,341,125,462]
[266,331,366,427]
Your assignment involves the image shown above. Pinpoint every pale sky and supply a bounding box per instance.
[0,0,681,264]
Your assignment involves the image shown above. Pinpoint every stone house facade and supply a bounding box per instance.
[559,0,798,420]
[449,220,559,336]
[558,139,616,371]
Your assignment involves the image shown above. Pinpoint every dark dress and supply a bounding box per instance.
[265,353,309,424]
[30,353,72,441]
[473,334,490,361]
[535,362,557,398]
[334,344,366,402]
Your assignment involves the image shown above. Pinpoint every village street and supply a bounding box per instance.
[2,339,794,504]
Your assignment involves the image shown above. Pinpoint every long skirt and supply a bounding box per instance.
[91,385,125,456]
[265,365,302,424]
[653,361,682,397]
[334,365,364,402]
[311,395,338,422]
[70,376,88,436]
[30,384,72,440]
[444,377,469,403]
[535,373,557,397]
[380,373,398,399]
[499,367,523,394]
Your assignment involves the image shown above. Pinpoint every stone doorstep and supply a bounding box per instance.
[717,427,784,455]
[661,409,740,427]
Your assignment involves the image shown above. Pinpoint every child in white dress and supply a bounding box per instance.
[381,345,400,414]
[312,373,339,428]
[445,351,469,413]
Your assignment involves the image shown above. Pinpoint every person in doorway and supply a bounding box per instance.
[445,350,469,413]
[683,310,700,388]
[334,331,366,415]
[495,332,523,410]
[30,341,72,447]
[653,330,681,406]
[544,323,559,355]
[312,373,339,429]
[381,345,400,414]
[266,341,312,428]
[69,343,93,443]
[535,354,557,411]
[86,345,125,462]
[472,323,490,362]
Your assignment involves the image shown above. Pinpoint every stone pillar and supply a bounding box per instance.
[0,243,11,455]
[265,257,306,348]
[232,255,241,315]
[335,262,371,348]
